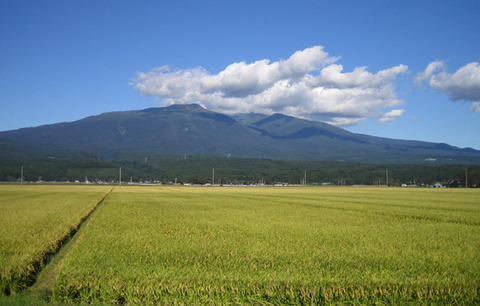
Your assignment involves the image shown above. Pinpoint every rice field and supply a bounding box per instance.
[0,185,111,296]
[46,186,480,304]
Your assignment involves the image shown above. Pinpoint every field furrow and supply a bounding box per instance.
[0,185,112,296]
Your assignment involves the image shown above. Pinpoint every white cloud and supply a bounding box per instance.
[414,60,444,87]
[379,109,405,123]
[416,61,480,112]
[132,46,408,125]
[472,102,480,112]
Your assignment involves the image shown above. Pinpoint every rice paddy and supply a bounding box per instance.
[0,185,111,297]
[1,185,479,304]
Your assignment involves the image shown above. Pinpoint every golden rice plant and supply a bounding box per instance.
[48,186,480,303]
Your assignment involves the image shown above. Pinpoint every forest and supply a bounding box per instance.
[1,148,479,187]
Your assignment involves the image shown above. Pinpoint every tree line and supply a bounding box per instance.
[2,152,479,187]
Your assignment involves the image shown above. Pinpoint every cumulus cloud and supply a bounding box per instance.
[416,61,480,112]
[414,60,444,87]
[132,46,408,125]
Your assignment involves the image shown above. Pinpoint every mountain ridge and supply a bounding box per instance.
[1,104,479,164]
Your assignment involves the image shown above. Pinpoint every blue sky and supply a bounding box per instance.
[1,1,479,149]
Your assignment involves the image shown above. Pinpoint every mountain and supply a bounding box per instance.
[0,104,269,156]
[233,112,480,163]
[1,104,479,164]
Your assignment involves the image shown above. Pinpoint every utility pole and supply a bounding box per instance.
[303,170,307,186]
[119,167,122,186]
[386,170,389,187]
[465,171,468,188]
[212,168,215,186]
[20,166,24,185]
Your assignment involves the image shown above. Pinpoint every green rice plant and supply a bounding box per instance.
[0,185,111,296]
[52,186,480,304]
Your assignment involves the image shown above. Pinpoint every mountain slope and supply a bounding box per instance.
[1,104,479,164]
[234,112,480,163]
[0,104,276,157]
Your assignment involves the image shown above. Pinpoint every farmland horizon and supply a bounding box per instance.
[1,185,479,304]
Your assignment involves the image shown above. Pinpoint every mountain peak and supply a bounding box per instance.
[142,103,205,114]
[254,113,295,126]
[166,103,205,111]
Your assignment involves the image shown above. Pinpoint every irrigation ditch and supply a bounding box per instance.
[0,187,114,304]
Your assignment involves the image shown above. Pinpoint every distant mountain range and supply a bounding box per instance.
[1,104,479,164]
